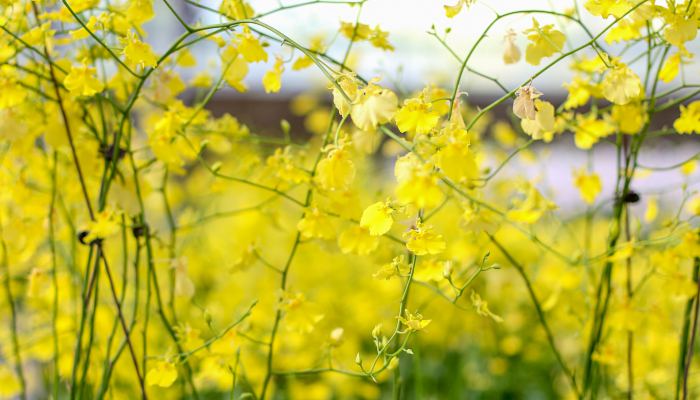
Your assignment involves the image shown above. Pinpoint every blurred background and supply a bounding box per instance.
[143,0,700,210]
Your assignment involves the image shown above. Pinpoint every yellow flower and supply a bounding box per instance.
[502,29,521,64]
[471,291,503,323]
[444,0,475,18]
[573,170,602,204]
[394,154,443,208]
[674,101,700,134]
[395,97,441,137]
[84,209,120,243]
[602,61,642,105]
[573,113,615,149]
[0,67,27,109]
[523,19,565,65]
[331,74,359,117]
[338,226,379,255]
[122,31,157,68]
[297,208,334,240]
[663,14,698,48]
[611,102,646,134]
[644,196,658,222]
[563,77,600,110]
[507,184,556,224]
[262,57,284,93]
[398,310,431,331]
[434,141,478,182]
[64,61,104,97]
[584,0,632,18]
[659,53,681,83]
[126,0,154,24]
[315,145,356,192]
[404,222,445,255]
[146,361,178,388]
[373,255,410,280]
[237,28,268,63]
[350,82,398,131]
[520,99,556,140]
[266,147,310,184]
[360,201,394,236]
[0,366,21,398]
[224,56,249,93]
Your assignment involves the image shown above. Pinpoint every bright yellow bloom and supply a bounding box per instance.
[224,56,249,92]
[663,14,698,48]
[435,141,478,182]
[315,145,356,191]
[602,61,642,105]
[64,62,104,97]
[0,67,27,109]
[520,100,556,140]
[573,170,602,204]
[84,209,120,243]
[338,226,379,255]
[360,201,394,236]
[404,222,445,255]
[584,0,632,18]
[394,154,443,208]
[122,31,157,68]
[350,82,398,131]
[611,102,646,134]
[332,74,359,117]
[395,97,441,137]
[0,366,21,398]
[507,184,556,224]
[297,208,334,240]
[399,310,432,331]
[126,0,154,24]
[471,291,503,323]
[146,361,178,388]
[644,197,658,222]
[444,0,475,18]
[373,255,410,280]
[523,19,565,65]
[674,101,700,134]
[237,28,268,63]
[573,113,615,149]
[262,57,284,93]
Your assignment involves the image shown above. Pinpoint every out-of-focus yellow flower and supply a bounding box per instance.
[404,222,445,255]
[523,19,565,65]
[350,82,398,131]
[584,0,632,18]
[84,209,120,243]
[373,255,410,280]
[146,361,178,388]
[122,31,157,68]
[237,28,268,63]
[315,145,356,192]
[262,57,284,93]
[64,61,104,96]
[602,60,642,105]
[338,226,379,255]
[297,208,335,240]
[674,101,700,134]
[470,291,503,323]
[573,170,602,204]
